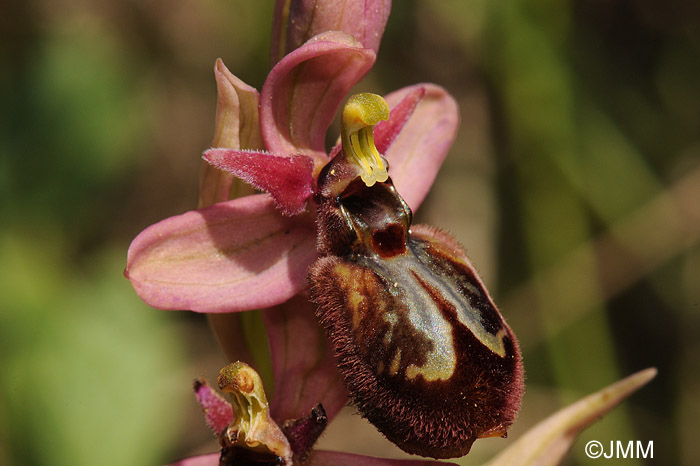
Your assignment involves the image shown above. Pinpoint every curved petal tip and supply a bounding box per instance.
[261,32,376,161]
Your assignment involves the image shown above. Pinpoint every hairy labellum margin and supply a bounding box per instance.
[308,148,524,459]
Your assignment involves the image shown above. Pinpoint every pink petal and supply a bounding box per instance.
[307,450,456,466]
[194,379,233,435]
[381,84,460,212]
[125,194,317,313]
[166,453,219,466]
[374,87,425,154]
[260,31,376,163]
[271,0,391,64]
[263,295,348,424]
[199,60,263,207]
[203,148,315,216]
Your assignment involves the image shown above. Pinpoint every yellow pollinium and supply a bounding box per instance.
[341,93,390,187]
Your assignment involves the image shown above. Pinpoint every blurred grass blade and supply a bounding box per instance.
[484,368,657,466]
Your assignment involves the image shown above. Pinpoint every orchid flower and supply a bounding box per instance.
[123,1,655,465]
[126,0,458,445]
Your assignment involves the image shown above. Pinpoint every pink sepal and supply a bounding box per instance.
[263,296,348,425]
[125,194,317,313]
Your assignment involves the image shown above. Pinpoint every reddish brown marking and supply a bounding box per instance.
[371,223,406,258]
[323,260,432,378]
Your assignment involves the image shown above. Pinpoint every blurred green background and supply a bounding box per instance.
[1,1,698,465]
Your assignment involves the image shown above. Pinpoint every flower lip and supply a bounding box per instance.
[310,121,524,457]
[341,93,390,187]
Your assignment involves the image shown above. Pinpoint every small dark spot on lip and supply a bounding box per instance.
[371,223,406,258]
[284,230,291,235]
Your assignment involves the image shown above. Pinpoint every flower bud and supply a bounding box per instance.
[271,0,391,65]
[217,362,292,465]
